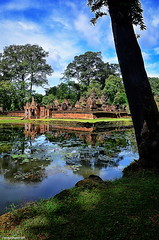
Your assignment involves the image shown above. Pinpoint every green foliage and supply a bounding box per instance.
[11,154,28,159]
[0,44,53,110]
[154,96,159,110]
[45,86,57,96]
[45,82,79,104]
[87,0,146,30]
[42,94,56,106]
[62,51,120,91]
[5,203,17,213]
[0,81,20,111]
[103,75,128,107]
[56,83,73,100]
[148,77,159,109]
[32,93,43,104]
[149,77,159,96]
[114,91,128,106]
[0,143,12,153]
[84,82,102,98]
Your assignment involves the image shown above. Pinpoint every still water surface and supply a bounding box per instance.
[0,122,138,214]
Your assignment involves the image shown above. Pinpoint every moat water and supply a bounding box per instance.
[0,122,138,215]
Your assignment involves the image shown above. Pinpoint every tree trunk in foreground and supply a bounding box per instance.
[108,2,159,167]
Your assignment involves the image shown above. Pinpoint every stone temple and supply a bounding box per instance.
[23,91,126,119]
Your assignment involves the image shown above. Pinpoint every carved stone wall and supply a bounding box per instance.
[7,111,25,117]
[19,90,127,119]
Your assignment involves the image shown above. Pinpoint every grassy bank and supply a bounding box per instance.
[0,116,131,124]
[0,116,30,124]
[34,117,131,123]
[0,170,159,240]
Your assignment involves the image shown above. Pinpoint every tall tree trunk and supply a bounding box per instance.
[108,2,159,167]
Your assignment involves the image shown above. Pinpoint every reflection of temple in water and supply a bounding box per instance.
[1,123,137,187]
[24,123,113,145]
[24,123,52,138]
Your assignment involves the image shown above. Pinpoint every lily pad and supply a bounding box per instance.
[11,154,28,159]
[19,154,28,159]
[22,159,30,163]
[11,154,19,159]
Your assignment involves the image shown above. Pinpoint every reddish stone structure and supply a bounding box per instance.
[23,91,127,119]
[24,97,39,119]
[24,123,95,139]
[24,97,52,119]
[52,112,95,119]
[7,111,25,117]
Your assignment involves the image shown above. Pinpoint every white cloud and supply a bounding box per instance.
[103,55,118,64]
[142,51,150,61]
[17,21,39,31]
[0,20,41,52]
[152,16,159,27]
[0,0,41,11]
[145,62,159,78]
[50,16,71,30]
[146,62,159,69]
[0,18,82,88]
[138,5,159,48]
[74,13,102,46]
[147,73,159,78]
[154,47,159,55]
[47,72,63,88]
[138,27,159,48]
[33,72,64,95]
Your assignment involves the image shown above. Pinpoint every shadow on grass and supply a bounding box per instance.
[1,171,159,240]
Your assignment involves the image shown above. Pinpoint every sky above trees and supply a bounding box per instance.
[0,0,159,93]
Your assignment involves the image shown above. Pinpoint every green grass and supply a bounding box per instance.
[0,170,159,240]
[0,116,131,124]
[34,117,131,123]
[0,116,31,124]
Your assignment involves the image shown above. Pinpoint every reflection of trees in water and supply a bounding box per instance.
[41,125,137,173]
[49,128,137,172]
[64,145,119,171]
[0,123,137,182]
[0,125,30,155]
[0,155,49,182]
[0,125,24,143]
[0,125,51,183]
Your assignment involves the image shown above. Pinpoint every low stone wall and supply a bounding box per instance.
[6,110,127,119]
[52,111,127,119]
[7,111,25,117]
[52,112,95,119]
[52,125,95,132]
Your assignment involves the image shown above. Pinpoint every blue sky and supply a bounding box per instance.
[0,0,159,94]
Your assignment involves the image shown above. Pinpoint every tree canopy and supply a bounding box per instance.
[0,81,17,111]
[62,51,120,91]
[45,82,79,105]
[103,75,127,107]
[0,44,53,110]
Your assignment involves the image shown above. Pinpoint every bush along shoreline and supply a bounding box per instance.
[0,170,159,240]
